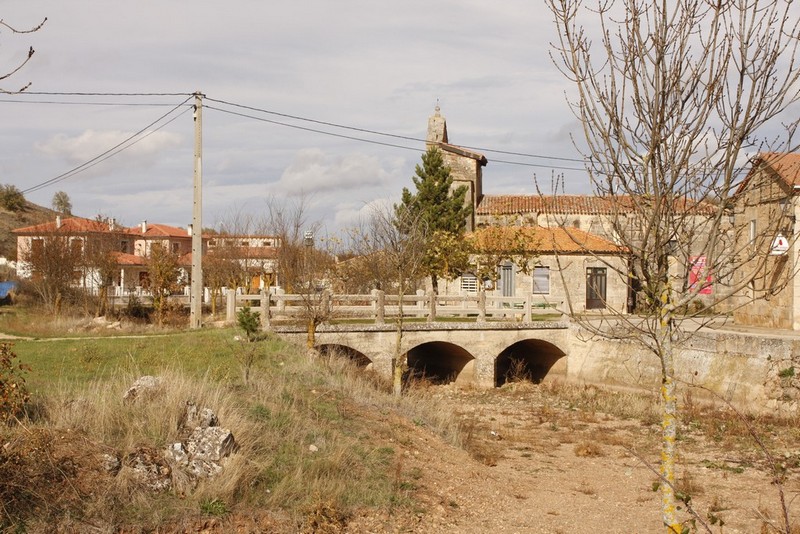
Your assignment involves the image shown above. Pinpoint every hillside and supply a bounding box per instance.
[0,200,57,260]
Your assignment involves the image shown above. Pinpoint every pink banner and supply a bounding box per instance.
[689,256,712,295]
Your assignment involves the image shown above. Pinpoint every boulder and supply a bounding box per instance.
[178,400,219,431]
[122,447,172,491]
[122,376,163,403]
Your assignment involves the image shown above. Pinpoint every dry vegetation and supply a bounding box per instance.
[0,323,799,532]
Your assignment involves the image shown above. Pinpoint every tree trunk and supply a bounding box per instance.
[393,285,405,397]
[306,319,316,348]
[658,318,679,532]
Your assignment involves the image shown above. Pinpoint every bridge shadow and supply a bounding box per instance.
[495,339,566,387]
[405,341,475,386]
[317,344,372,368]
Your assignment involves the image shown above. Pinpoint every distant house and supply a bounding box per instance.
[435,225,629,313]
[732,152,800,329]
[426,107,725,312]
[13,216,279,300]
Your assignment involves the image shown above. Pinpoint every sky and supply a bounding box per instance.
[0,1,592,235]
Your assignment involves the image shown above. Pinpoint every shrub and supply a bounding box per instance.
[0,343,30,422]
[237,306,260,342]
[0,184,25,212]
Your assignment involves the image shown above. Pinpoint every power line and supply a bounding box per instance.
[204,96,588,164]
[21,96,193,194]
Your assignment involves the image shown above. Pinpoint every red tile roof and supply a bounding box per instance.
[469,226,626,255]
[12,216,126,234]
[126,224,189,238]
[477,194,715,216]
[112,252,147,266]
[737,152,800,193]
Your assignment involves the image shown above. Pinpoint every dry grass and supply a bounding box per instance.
[573,440,604,458]
[1,338,465,532]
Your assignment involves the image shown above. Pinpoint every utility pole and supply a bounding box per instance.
[190,91,204,329]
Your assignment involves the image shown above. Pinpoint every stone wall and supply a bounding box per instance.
[565,326,800,415]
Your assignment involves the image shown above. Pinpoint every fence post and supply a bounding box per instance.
[374,289,385,325]
[226,288,236,324]
[427,290,436,323]
[260,288,271,331]
[478,290,486,323]
[276,288,286,312]
[524,294,532,322]
[322,290,332,318]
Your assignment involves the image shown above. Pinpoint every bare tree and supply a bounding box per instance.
[1,16,46,93]
[145,244,180,326]
[19,232,80,315]
[83,216,123,317]
[265,196,336,347]
[349,204,429,396]
[547,1,800,530]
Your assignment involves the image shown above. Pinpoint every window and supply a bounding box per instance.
[586,267,607,310]
[461,274,478,293]
[532,266,550,294]
[70,238,83,258]
[749,219,757,245]
[171,242,180,254]
[120,240,130,254]
[498,262,515,297]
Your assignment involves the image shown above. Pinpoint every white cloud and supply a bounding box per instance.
[275,149,403,196]
[36,129,183,168]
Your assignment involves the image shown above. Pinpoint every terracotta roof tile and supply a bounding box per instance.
[477,194,714,216]
[13,216,124,234]
[742,152,800,190]
[112,252,147,266]
[469,226,626,255]
[126,224,189,238]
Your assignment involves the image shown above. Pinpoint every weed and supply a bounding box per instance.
[199,498,229,516]
[573,440,604,458]
[0,343,30,422]
[778,366,795,379]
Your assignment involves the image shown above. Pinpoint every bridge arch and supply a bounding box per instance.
[495,339,566,387]
[406,341,475,385]
[317,344,372,368]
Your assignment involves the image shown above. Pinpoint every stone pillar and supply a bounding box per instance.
[478,290,486,323]
[428,290,436,323]
[260,288,271,331]
[374,289,385,325]
[226,288,236,324]
[473,352,497,389]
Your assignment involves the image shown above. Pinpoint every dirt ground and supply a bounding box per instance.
[4,379,798,533]
[345,382,800,534]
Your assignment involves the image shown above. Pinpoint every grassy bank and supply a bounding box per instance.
[1,326,461,532]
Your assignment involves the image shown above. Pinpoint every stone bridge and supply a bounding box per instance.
[276,321,571,388]
[274,319,800,414]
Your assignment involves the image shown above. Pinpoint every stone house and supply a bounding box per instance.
[426,107,727,312]
[732,152,800,329]
[437,225,629,313]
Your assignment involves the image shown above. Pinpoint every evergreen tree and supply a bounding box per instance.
[395,147,471,293]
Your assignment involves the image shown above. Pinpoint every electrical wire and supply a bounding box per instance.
[204,96,587,164]
[21,95,193,194]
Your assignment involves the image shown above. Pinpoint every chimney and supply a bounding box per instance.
[56,215,62,229]
[109,218,116,231]
[187,224,193,237]
[141,220,147,233]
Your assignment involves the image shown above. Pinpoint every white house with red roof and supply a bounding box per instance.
[13,216,278,300]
